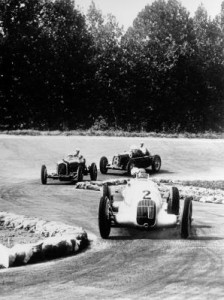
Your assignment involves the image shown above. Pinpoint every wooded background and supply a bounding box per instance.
[1,0,224,132]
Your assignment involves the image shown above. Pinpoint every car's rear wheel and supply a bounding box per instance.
[167,186,180,215]
[100,156,108,174]
[77,166,83,182]
[41,165,47,185]
[180,197,193,239]
[98,188,111,239]
[90,162,97,181]
[152,155,161,172]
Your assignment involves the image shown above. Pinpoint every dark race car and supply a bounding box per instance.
[99,149,161,175]
[41,155,97,184]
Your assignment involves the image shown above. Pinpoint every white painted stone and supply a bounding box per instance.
[0,244,10,268]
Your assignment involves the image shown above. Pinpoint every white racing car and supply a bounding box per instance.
[98,169,193,239]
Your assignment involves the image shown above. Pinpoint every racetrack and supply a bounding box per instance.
[0,135,224,300]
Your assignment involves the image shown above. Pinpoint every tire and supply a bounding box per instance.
[41,165,47,185]
[167,187,180,215]
[180,197,193,239]
[102,183,111,198]
[100,156,108,174]
[98,194,111,239]
[90,163,97,181]
[127,160,135,176]
[77,166,83,182]
[152,155,161,172]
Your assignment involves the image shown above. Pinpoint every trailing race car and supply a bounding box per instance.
[98,169,193,239]
[99,148,161,175]
[41,155,97,184]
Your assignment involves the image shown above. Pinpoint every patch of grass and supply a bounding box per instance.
[0,226,43,248]
[1,129,224,139]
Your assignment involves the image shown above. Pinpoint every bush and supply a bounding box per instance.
[91,116,109,131]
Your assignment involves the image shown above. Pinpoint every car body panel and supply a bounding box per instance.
[102,151,161,174]
[109,177,178,229]
[108,153,152,171]
[43,156,97,183]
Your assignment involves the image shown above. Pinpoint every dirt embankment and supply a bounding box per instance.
[0,212,88,268]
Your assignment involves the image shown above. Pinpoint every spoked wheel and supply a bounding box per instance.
[98,184,112,239]
[152,155,161,172]
[77,166,83,182]
[180,197,193,239]
[41,165,47,185]
[90,163,97,181]
[167,186,180,215]
[100,156,108,174]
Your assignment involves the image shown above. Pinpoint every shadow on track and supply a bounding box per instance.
[100,169,174,177]
[107,226,224,241]
[37,179,92,186]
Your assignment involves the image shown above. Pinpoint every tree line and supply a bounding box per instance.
[0,0,224,132]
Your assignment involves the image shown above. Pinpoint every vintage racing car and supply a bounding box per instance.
[100,149,161,175]
[41,155,97,184]
[98,169,192,239]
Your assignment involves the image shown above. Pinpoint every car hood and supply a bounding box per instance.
[115,152,129,157]
[122,178,162,206]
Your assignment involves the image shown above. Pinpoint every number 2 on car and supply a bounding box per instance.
[142,190,151,199]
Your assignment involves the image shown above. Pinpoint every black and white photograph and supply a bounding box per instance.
[0,0,224,299]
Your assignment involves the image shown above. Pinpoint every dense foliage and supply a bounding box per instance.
[0,0,224,132]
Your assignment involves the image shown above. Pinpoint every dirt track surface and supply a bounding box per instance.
[0,136,224,299]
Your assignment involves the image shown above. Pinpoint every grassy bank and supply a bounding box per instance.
[1,129,224,139]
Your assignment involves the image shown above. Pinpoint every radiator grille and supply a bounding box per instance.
[58,163,67,175]
[137,199,156,226]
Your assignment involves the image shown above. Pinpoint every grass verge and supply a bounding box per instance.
[1,129,224,139]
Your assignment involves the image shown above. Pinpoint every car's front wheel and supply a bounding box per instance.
[41,165,47,185]
[98,193,111,239]
[180,197,193,239]
[100,156,108,174]
[167,186,180,215]
[77,166,83,182]
[90,162,97,181]
[152,155,161,172]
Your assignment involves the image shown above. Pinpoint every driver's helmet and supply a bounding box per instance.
[137,168,148,178]
[131,167,148,178]
[131,167,139,177]
[129,144,138,158]
[66,154,73,160]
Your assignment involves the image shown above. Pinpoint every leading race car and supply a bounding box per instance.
[98,169,193,239]
[100,149,161,176]
[41,155,97,184]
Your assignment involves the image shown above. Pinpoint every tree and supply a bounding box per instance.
[121,0,196,131]
[87,1,125,128]
[0,0,45,128]
[191,4,224,130]
[38,0,95,128]
[0,0,94,129]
